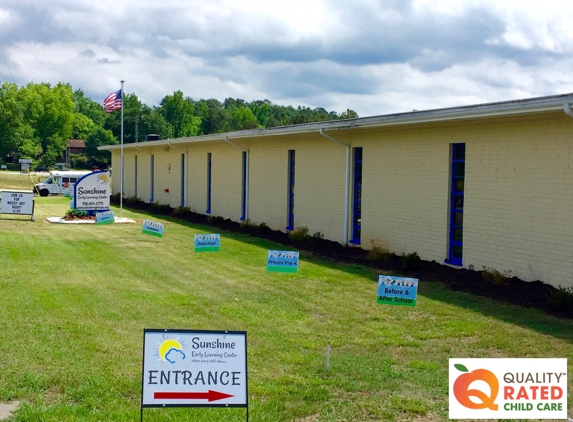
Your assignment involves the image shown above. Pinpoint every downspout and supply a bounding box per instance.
[319,128,350,245]
[169,142,188,207]
[564,103,573,118]
[225,137,249,220]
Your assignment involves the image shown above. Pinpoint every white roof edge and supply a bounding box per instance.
[98,93,573,151]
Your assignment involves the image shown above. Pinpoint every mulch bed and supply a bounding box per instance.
[113,196,573,320]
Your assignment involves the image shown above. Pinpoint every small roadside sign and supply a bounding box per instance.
[267,250,299,273]
[0,190,35,221]
[142,220,164,237]
[141,329,248,410]
[96,210,114,225]
[194,234,221,252]
[376,275,418,306]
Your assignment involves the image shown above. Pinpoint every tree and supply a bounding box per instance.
[84,126,118,167]
[0,82,37,161]
[158,91,200,138]
[195,99,228,135]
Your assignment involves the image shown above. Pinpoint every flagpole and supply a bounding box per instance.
[120,80,124,219]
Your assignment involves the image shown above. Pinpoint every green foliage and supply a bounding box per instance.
[482,266,512,284]
[546,285,573,312]
[257,222,270,234]
[84,125,117,167]
[402,251,422,270]
[150,202,172,215]
[289,226,310,241]
[367,243,393,261]
[240,218,258,229]
[70,154,90,170]
[64,208,89,219]
[311,231,324,239]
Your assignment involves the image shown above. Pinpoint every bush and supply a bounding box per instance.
[482,266,512,284]
[289,226,310,241]
[546,285,573,312]
[207,215,225,225]
[173,206,192,219]
[63,208,89,219]
[367,242,392,261]
[240,218,258,229]
[402,252,422,270]
[258,222,270,234]
[311,232,324,240]
[150,202,172,215]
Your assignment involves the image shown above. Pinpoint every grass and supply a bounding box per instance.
[0,171,45,191]
[0,196,572,421]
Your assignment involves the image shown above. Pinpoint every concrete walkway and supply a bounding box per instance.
[0,401,19,420]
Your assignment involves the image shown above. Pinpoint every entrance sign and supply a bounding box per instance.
[141,329,248,410]
[74,171,111,211]
[194,234,221,252]
[267,250,299,273]
[0,190,35,221]
[377,275,418,306]
[96,210,114,225]
[142,220,164,237]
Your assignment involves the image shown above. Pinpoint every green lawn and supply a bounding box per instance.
[0,171,43,191]
[0,197,571,421]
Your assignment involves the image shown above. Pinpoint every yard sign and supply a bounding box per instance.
[0,190,35,221]
[142,220,164,237]
[267,250,299,273]
[141,329,248,419]
[96,210,114,225]
[376,275,418,306]
[194,234,221,252]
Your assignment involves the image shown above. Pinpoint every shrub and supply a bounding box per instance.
[367,242,392,261]
[289,226,310,241]
[208,215,225,225]
[311,232,324,239]
[150,202,172,215]
[173,206,192,219]
[64,208,89,219]
[482,266,512,284]
[546,285,573,312]
[240,218,258,229]
[402,251,422,270]
[257,222,270,234]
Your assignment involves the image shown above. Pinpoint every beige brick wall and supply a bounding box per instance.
[246,134,347,241]
[108,110,573,289]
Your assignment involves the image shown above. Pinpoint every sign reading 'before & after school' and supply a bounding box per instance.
[377,275,418,306]
[142,220,164,237]
[194,234,221,252]
[267,250,299,273]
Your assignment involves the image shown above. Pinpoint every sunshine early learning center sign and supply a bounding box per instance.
[141,329,248,408]
[376,275,418,306]
[73,171,111,211]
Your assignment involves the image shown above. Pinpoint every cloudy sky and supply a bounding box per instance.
[1,0,573,117]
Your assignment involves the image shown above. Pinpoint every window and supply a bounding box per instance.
[180,153,185,207]
[241,151,247,220]
[350,147,363,244]
[134,155,138,198]
[286,150,295,230]
[206,153,212,213]
[446,143,465,266]
[150,154,155,202]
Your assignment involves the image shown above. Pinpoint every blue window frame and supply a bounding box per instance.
[150,154,154,202]
[286,150,295,230]
[180,153,185,207]
[446,143,465,266]
[241,151,247,220]
[206,153,212,214]
[350,147,363,244]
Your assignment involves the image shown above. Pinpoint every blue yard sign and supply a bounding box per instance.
[376,275,418,307]
[267,250,299,273]
[194,234,221,252]
[96,210,114,225]
[142,220,164,237]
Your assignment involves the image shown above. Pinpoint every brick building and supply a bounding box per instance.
[99,93,573,289]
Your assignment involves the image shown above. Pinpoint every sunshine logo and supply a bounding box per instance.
[154,335,187,365]
[97,174,109,185]
[453,363,499,410]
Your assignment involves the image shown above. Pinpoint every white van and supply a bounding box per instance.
[33,171,91,197]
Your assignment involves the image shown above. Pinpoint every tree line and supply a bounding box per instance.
[0,82,358,169]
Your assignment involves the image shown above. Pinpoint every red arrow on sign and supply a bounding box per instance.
[154,390,234,402]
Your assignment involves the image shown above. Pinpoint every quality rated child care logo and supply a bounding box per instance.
[449,358,567,419]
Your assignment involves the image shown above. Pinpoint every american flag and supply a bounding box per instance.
[103,89,122,113]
